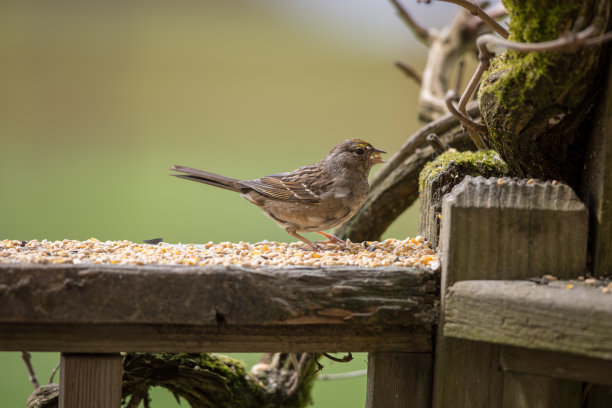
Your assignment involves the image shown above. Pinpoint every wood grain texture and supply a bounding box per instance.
[366,352,432,408]
[59,353,122,408]
[502,371,582,408]
[500,346,612,386]
[433,339,504,408]
[445,280,612,360]
[582,52,612,277]
[0,323,432,353]
[0,263,437,326]
[440,176,588,294]
[0,263,436,352]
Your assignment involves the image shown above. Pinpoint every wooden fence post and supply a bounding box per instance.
[366,352,432,408]
[432,176,588,408]
[59,353,122,408]
[581,50,612,408]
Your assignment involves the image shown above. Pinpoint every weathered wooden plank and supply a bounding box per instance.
[432,340,503,408]
[59,353,122,408]
[0,263,437,326]
[0,323,432,353]
[502,372,582,408]
[366,352,432,408]
[433,176,589,408]
[585,385,612,408]
[500,346,612,386]
[445,280,612,360]
[441,176,588,291]
[418,151,507,249]
[582,52,612,276]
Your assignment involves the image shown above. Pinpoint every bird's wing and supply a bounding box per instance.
[242,165,331,203]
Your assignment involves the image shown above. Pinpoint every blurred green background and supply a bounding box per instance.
[0,0,455,406]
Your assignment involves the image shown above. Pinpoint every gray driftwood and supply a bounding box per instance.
[0,263,437,352]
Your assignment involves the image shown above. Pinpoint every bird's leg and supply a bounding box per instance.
[316,231,345,245]
[286,228,322,251]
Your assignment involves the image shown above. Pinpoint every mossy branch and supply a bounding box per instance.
[26,353,316,408]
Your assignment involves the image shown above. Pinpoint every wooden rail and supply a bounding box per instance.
[0,264,436,353]
[445,280,612,361]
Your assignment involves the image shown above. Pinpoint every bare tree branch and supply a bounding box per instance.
[445,91,488,149]
[21,351,40,390]
[370,101,479,190]
[426,133,450,155]
[48,363,60,384]
[390,0,433,44]
[437,0,509,38]
[395,61,423,86]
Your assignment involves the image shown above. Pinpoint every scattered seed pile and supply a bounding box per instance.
[0,237,439,269]
[537,274,612,294]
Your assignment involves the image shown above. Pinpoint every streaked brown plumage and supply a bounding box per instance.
[171,139,385,250]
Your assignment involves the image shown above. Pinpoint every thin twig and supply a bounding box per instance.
[395,61,423,86]
[369,100,480,190]
[415,6,485,119]
[454,59,465,94]
[484,3,507,20]
[21,351,40,390]
[445,91,488,149]
[455,25,612,141]
[304,354,324,382]
[437,0,509,38]
[48,362,60,384]
[426,133,450,154]
[389,0,433,44]
[317,369,368,381]
[477,25,598,54]
[321,352,353,363]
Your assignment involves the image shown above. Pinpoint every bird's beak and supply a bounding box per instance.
[370,147,386,164]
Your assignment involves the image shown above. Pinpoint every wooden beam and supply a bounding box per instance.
[500,346,612,386]
[445,280,612,360]
[0,323,431,353]
[366,352,432,408]
[0,263,436,352]
[59,353,122,408]
[502,372,582,408]
[0,263,437,327]
[582,52,612,276]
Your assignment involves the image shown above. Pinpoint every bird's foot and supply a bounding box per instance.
[316,231,345,245]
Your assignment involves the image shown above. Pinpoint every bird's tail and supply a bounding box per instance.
[170,165,247,193]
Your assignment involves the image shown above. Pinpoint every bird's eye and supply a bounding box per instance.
[355,148,365,156]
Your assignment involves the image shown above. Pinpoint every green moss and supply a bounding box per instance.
[121,352,315,408]
[502,0,581,43]
[419,150,508,192]
[477,0,607,183]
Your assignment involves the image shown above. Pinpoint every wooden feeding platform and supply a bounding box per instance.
[0,238,439,353]
[0,238,440,407]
